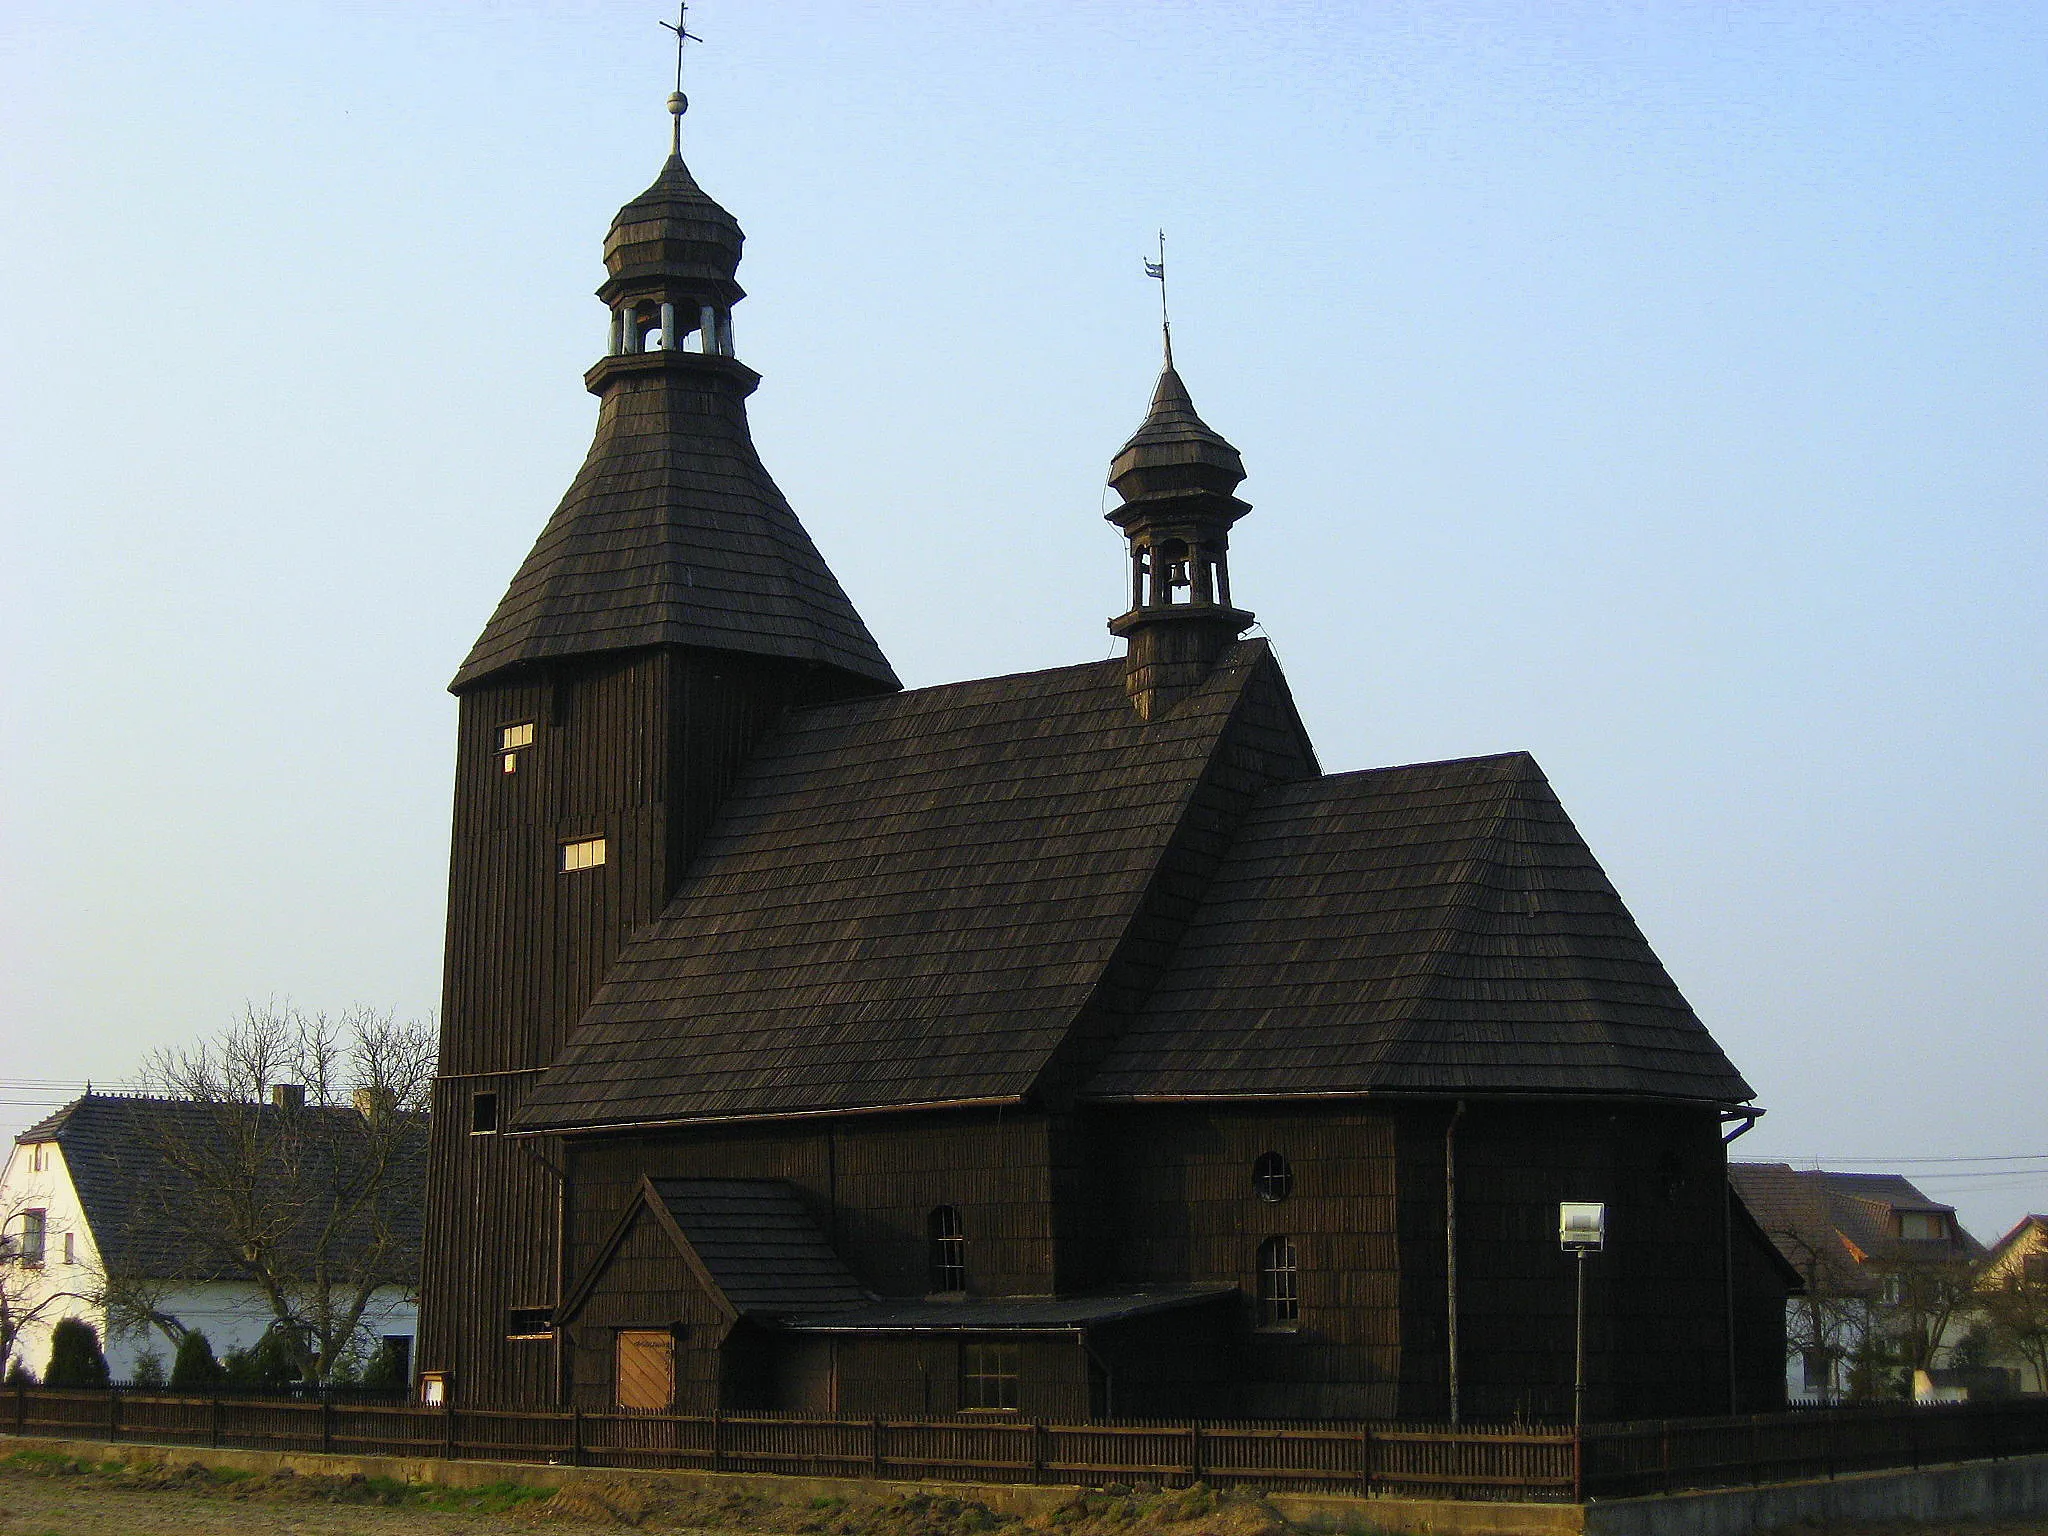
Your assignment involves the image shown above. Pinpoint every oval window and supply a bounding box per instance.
[1253,1151,1294,1203]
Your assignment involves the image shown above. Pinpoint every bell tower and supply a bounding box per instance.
[417,87,897,1407]
[1105,354,1256,720]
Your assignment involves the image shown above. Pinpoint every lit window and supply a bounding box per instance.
[19,1211,46,1268]
[470,1092,499,1135]
[1253,1151,1294,1203]
[961,1341,1019,1411]
[497,723,535,752]
[928,1206,966,1293]
[561,837,607,872]
[1257,1234,1298,1329]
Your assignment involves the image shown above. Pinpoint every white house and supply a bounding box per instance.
[2,1092,420,1383]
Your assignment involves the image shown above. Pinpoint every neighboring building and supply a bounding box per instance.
[416,99,1792,1423]
[1730,1163,1986,1402]
[3,1093,422,1381]
[1976,1215,2048,1394]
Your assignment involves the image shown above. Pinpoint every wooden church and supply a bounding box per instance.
[416,102,1791,1424]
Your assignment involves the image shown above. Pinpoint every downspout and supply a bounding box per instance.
[1446,1099,1465,1425]
[1721,1109,1761,1413]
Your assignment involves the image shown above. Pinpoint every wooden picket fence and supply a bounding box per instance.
[8,1388,2048,1503]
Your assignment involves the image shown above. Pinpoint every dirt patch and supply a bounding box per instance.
[0,1454,1328,1536]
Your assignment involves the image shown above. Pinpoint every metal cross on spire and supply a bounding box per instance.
[659,2,703,156]
[1143,230,1173,368]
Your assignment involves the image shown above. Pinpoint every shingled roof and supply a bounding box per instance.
[515,642,1308,1131]
[15,1093,426,1282]
[451,356,899,693]
[1730,1163,1983,1288]
[648,1179,866,1317]
[1084,753,1755,1105]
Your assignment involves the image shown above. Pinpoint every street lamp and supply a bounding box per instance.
[1559,1202,1606,1427]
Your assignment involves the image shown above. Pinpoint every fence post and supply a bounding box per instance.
[712,1409,725,1474]
[321,1398,333,1456]
[442,1398,456,1460]
[1660,1422,1672,1494]
[1571,1426,1584,1504]
[210,1398,222,1450]
[1909,1410,1920,1472]
[1359,1423,1372,1498]
[571,1406,584,1468]
[1031,1421,1046,1485]
[1188,1421,1203,1485]
[869,1416,883,1480]
[12,1383,21,1435]
[107,1388,119,1443]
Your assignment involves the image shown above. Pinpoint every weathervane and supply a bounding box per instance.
[1143,230,1173,367]
[659,2,703,156]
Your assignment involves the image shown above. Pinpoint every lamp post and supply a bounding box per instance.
[1559,1202,1606,1428]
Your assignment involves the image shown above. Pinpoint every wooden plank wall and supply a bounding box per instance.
[567,1110,1057,1304]
[563,1205,729,1414]
[422,645,871,1407]
[1091,1105,1403,1420]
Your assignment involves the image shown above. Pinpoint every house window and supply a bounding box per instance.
[615,1329,675,1411]
[381,1335,413,1385]
[2023,1254,2048,1286]
[928,1206,966,1293]
[1899,1212,1948,1241]
[506,1307,552,1340]
[62,1232,74,1266]
[19,1210,45,1268]
[470,1092,499,1135]
[1801,1349,1831,1392]
[1880,1275,1904,1307]
[1257,1234,1299,1329]
[961,1341,1020,1411]
[1253,1151,1294,1203]
[30,1144,48,1173]
[561,837,607,872]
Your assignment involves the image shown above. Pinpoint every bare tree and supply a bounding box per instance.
[1768,1225,1869,1403]
[1980,1268,2048,1393]
[121,1002,432,1383]
[1863,1250,1982,1383]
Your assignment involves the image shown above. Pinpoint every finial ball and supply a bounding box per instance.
[668,91,689,117]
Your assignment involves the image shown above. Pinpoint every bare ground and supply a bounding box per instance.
[6,1455,2048,1536]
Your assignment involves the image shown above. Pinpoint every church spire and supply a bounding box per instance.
[1104,341,1255,720]
[451,91,896,695]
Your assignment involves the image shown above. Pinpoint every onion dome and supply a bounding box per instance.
[1108,366,1247,503]
[602,153,745,298]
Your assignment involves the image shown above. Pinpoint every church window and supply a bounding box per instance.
[615,1329,675,1411]
[19,1210,45,1268]
[498,722,534,775]
[928,1205,966,1293]
[960,1341,1019,1411]
[506,1307,552,1339]
[1256,1234,1298,1329]
[561,837,607,872]
[470,1092,499,1135]
[1253,1151,1293,1203]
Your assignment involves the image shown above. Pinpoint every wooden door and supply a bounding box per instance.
[615,1329,675,1410]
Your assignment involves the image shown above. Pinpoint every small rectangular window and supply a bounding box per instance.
[62,1231,74,1265]
[497,722,535,752]
[19,1210,46,1267]
[470,1092,499,1134]
[961,1341,1020,1411]
[30,1144,48,1173]
[561,837,607,872]
[507,1307,552,1339]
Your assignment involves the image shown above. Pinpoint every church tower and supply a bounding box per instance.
[417,97,898,1405]
[1105,352,1256,718]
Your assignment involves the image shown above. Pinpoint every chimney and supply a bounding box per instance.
[270,1083,306,1112]
[353,1087,393,1120]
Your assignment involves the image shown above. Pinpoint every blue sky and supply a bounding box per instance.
[3,2,2043,1238]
